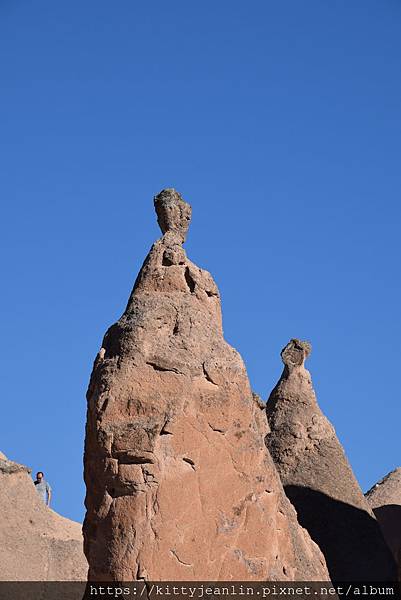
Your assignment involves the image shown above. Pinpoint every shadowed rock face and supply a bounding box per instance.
[266,339,397,582]
[0,453,87,581]
[366,468,401,574]
[83,191,329,582]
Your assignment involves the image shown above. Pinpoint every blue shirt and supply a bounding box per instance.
[34,479,51,503]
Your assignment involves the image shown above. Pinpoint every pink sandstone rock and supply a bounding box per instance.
[266,339,396,582]
[83,190,329,582]
[0,452,87,581]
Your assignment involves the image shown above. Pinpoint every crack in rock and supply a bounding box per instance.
[170,549,193,567]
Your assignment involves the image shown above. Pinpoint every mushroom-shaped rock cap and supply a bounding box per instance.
[281,338,311,369]
[154,188,192,243]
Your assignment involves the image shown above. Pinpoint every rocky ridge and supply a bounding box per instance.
[0,452,87,581]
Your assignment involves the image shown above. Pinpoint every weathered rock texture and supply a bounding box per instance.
[83,190,329,582]
[266,339,397,582]
[0,452,87,581]
[366,468,401,575]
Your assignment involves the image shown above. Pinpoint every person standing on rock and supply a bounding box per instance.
[34,471,52,506]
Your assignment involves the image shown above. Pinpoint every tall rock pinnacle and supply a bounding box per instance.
[83,193,329,581]
[266,339,396,582]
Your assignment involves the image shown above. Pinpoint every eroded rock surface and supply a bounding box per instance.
[0,453,87,581]
[366,468,401,574]
[83,190,329,582]
[265,339,397,582]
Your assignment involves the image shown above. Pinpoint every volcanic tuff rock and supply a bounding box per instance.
[83,189,329,582]
[265,339,397,582]
[0,452,87,581]
[366,468,401,574]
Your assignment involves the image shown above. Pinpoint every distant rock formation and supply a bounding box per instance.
[265,339,396,582]
[366,468,401,575]
[0,452,87,581]
[83,190,329,582]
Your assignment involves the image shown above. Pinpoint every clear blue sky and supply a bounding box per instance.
[1,1,400,523]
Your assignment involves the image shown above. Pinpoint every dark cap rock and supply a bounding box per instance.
[154,188,192,243]
[281,339,311,369]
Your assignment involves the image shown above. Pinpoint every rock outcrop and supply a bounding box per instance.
[366,468,401,574]
[0,452,87,581]
[83,190,329,582]
[265,339,397,582]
